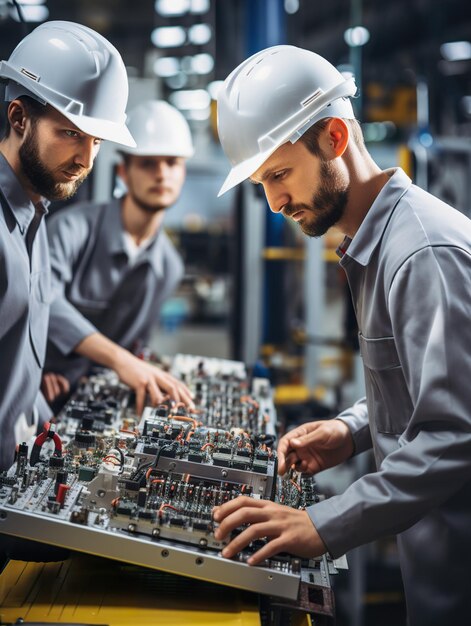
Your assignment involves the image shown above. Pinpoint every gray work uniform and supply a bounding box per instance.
[45,199,184,387]
[0,153,50,470]
[308,168,471,625]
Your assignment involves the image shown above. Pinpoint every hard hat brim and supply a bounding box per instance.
[65,111,137,148]
[217,149,273,197]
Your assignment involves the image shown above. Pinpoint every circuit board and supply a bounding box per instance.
[0,355,339,619]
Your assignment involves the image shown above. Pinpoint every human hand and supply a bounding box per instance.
[113,350,194,415]
[41,372,70,403]
[277,419,354,475]
[213,496,326,565]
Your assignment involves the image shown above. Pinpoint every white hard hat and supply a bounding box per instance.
[0,21,136,147]
[120,100,194,158]
[217,45,357,196]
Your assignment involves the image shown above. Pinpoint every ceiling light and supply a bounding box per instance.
[151,26,186,48]
[153,56,180,77]
[10,4,49,21]
[155,0,190,16]
[440,41,471,62]
[190,0,210,14]
[191,53,214,74]
[188,23,211,45]
[170,89,211,110]
[344,26,370,48]
[284,0,299,14]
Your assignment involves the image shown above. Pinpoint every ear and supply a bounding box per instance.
[116,161,128,183]
[7,100,28,136]
[325,118,349,158]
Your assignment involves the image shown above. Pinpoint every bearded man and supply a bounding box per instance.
[0,24,191,472]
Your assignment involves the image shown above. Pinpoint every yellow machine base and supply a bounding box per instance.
[0,554,261,625]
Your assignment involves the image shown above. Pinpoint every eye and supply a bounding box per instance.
[272,170,287,181]
[65,129,80,138]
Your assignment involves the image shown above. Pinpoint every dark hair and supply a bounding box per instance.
[1,94,48,139]
[300,117,366,157]
[118,151,133,167]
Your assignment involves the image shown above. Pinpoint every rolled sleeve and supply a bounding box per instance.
[48,296,97,354]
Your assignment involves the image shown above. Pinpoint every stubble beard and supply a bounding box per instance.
[129,187,170,215]
[131,195,167,214]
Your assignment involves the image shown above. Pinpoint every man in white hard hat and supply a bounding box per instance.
[0,22,190,473]
[41,100,193,414]
[212,46,471,626]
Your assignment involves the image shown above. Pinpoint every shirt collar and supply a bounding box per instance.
[0,152,49,234]
[338,167,412,266]
[104,198,165,277]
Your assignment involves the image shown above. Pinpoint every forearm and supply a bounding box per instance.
[74,332,125,370]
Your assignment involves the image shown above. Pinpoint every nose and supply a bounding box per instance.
[263,185,289,214]
[153,161,170,179]
[75,137,99,170]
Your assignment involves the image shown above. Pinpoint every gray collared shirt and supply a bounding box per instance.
[309,168,471,625]
[44,198,184,386]
[0,152,50,469]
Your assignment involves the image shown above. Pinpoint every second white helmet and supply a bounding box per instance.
[120,100,194,158]
[217,45,357,196]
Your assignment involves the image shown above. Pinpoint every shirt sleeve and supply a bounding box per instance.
[336,397,371,454]
[46,209,98,356]
[309,245,471,557]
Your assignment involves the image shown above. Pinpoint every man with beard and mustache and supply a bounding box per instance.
[211,46,471,626]
[41,101,193,412]
[0,20,135,473]
[0,24,192,475]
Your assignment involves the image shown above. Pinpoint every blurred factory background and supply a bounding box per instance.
[1,1,470,624]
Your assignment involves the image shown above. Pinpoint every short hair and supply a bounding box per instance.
[300,117,366,157]
[118,151,133,167]
[1,95,48,139]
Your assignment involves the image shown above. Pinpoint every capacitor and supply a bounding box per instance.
[55,483,70,508]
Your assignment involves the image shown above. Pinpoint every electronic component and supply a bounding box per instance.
[0,356,340,619]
